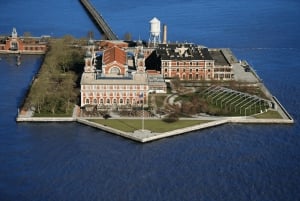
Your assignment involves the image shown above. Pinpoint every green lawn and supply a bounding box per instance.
[89,119,211,133]
[253,110,283,119]
[33,112,72,117]
[33,109,73,117]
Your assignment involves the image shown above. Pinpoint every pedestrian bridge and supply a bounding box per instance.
[79,0,118,40]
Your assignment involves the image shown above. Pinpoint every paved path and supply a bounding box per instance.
[232,62,259,83]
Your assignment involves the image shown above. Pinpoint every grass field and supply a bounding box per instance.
[253,110,283,119]
[88,119,211,133]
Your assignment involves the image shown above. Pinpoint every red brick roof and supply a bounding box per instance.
[103,46,126,65]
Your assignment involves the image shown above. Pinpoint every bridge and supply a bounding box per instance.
[79,0,118,40]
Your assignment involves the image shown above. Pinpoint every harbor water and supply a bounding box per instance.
[0,0,299,200]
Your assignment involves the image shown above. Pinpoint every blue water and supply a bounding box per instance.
[1,0,300,200]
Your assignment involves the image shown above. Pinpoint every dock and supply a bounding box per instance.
[79,0,118,40]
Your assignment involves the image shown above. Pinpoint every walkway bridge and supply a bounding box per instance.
[79,0,118,40]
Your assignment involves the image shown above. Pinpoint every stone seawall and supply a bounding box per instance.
[16,117,75,122]
[76,117,294,143]
[77,118,142,142]
[16,105,294,143]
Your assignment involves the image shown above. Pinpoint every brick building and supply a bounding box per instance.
[145,43,234,81]
[80,41,149,110]
[0,28,48,54]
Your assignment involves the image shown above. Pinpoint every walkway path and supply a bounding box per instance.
[79,0,118,40]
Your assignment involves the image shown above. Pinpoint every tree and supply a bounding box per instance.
[124,32,132,41]
[162,112,179,123]
[171,76,181,92]
[22,37,85,116]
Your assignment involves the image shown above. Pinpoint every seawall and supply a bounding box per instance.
[16,115,294,143]
[76,117,293,143]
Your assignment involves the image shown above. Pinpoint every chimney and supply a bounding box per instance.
[163,24,167,44]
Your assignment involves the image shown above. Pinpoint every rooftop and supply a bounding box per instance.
[81,72,147,85]
[103,46,126,65]
[157,43,213,61]
[209,49,231,66]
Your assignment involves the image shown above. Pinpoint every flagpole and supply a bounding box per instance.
[142,101,144,131]
[140,92,144,131]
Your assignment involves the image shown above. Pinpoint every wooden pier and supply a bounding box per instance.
[79,0,118,40]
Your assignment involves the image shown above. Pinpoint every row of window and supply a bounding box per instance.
[85,98,143,105]
[82,85,148,90]
[214,74,233,79]
[82,91,145,97]
[165,73,211,80]
[162,61,213,66]
[24,46,45,51]
[0,45,45,51]
[214,68,232,72]
[164,68,212,73]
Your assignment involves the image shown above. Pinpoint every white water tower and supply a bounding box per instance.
[149,17,161,47]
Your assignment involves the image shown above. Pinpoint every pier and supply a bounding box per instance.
[79,0,118,40]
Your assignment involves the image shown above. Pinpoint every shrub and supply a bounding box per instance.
[162,112,179,123]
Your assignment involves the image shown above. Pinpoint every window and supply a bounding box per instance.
[110,67,120,75]
[120,99,123,104]
[93,99,97,104]
[86,99,90,104]
[11,42,18,50]
[106,99,110,104]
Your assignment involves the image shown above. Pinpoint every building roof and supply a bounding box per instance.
[102,46,126,65]
[156,43,213,61]
[81,73,147,85]
[209,49,230,66]
[148,74,165,84]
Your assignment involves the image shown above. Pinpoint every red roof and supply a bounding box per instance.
[103,46,126,65]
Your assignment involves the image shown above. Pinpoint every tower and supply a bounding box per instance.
[148,17,161,47]
[162,24,167,44]
[84,39,95,73]
[136,47,146,73]
[12,27,17,38]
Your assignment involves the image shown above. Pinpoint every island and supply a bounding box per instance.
[9,1,293,143]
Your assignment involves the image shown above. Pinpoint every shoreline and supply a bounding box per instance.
[16,100,294,143]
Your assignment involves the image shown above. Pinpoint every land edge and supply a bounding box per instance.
[16,98,294,143]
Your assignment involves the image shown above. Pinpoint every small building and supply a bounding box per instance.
[147,70,167,93]
[0,28,48,54]
[209,49,234,80]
